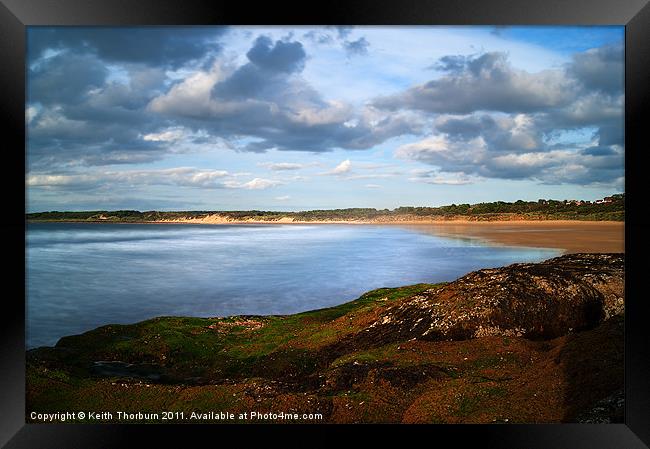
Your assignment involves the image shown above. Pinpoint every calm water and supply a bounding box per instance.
[26,223,560,348]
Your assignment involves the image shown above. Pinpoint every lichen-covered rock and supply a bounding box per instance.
[364,253,623,342]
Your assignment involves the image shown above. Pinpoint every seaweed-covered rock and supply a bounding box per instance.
[364,253,624,342]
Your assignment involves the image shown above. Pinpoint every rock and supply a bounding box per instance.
[363,253,623,342]
[576,389,624,423]
[26,252,625,423]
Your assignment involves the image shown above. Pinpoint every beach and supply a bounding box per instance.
[28,216,626,255]
[397,221,624,254]
[154,215,625,254]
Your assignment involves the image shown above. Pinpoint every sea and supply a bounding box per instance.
[25,222,561,348]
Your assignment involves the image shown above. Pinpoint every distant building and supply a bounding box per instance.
[595,196,615,204]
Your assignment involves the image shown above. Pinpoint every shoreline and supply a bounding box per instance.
[399,221,624,254]
[28,218,625,254]
[27,218,623,224]
[27,253,625,423]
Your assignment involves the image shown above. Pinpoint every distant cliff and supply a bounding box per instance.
[27,253,624,423]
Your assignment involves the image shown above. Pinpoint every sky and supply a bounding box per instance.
[25,26,624,212]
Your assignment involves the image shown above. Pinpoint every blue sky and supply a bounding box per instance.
[26,26,624,212]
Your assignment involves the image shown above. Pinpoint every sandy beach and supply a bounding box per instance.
[396,221,624,254]
[156,215,624,254]
[31,216,625,254]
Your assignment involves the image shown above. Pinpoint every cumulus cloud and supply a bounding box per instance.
[148,36,416,153]
[435,113,543,153]
[27,51,181,168]
[303,30,334,45]
[27,27,226,68]
[374,52,576,114]
[142,127,186,142]
[396,135,487,175]
[385,44,623,186]
[330,159,352,174]
[567,42,624,95]
[147,65,225,117]
[26,27,624,195]
[29,52,109,105]
[245,36,306,73]
[26,28,415,176]
[305,26,371,57]
[397,135,623,186]
[319,159,402,181]
[26,27,233,171]
[344,37,370,56]
[332,26,354,40]
[25,106,38,124]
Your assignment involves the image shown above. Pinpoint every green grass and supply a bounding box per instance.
[295,283,439,321]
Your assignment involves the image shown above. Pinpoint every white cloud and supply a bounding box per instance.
[346,173,399,180]
[330,159,351,175]
[26,28,624,210]
[374,52,576,114]
[238,178,283,190]
[396,135,487,167]
[147,64,227,117]
[409,171,474,185]
[27,167,231,190]
[26,106,39,124]
[142,127,186,142]
[289,100,353,126]
[259,162,304,171]
[319,159,402,180]
[27,173,95,187]
[275,195,291,200]
[27,168,306,193]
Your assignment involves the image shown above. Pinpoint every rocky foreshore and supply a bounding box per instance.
[27,253,624,423]
[361,253,624,342]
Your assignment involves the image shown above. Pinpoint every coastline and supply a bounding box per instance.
[28,217,625,254]
[27,253,625,424]
[26,218,624,226]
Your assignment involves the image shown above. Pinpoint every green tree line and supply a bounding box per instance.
[27,194,624,222]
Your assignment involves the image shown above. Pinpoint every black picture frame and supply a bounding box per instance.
[2,0,649,447]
